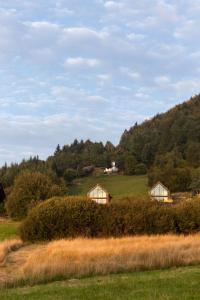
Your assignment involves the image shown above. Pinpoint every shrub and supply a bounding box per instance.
[174,199,200,234]
[135,163,147,175]
[6,172,68,220]
[20,196,105,241]
[148,204,176,234]
[0,202,6,216]
[20,197,200,242]
[102,199,156,236]
[124,155,137,175]
[64,169,77,184]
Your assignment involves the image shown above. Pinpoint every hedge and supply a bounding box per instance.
[20,197,200,242]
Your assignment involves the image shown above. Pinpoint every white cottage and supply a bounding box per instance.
[87,184,111,204]
[104,162,118,174]
[150,182,172,202]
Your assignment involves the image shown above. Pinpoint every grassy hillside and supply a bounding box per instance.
[70,175,148,198]
[2,266,200,299]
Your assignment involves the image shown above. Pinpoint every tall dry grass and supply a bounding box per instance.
[15,234,200,285]
[0,239,23,265]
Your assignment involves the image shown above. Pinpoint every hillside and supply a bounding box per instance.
[1,94,200,193]
[119,95,200,167]
[69,175,148,198]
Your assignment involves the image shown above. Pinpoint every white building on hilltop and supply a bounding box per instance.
[104,161,118,174]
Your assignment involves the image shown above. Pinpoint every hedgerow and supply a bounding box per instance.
[20,197,200,242]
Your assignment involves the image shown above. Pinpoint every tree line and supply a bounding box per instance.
[1,94,200,194]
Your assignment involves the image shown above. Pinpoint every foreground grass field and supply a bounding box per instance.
[0,219,19,241]
[1,266,200,300]
[70,174,148,198]
[2,234,200,287]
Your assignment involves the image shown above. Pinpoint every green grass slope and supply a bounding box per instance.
[70,175,148,198]
[0,219,19,241]
[2,266,200,300]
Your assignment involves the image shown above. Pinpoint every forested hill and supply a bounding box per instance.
[119,94,200,169]
[1,94,200,192]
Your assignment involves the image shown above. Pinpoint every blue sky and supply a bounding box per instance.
[0,0,200,165]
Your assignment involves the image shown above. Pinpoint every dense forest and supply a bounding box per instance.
[1,94,200,193]
[119,94,200,191]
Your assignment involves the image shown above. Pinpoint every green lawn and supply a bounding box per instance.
[70,175,148,198]
[1,266,200,300]
[0,219,19,241]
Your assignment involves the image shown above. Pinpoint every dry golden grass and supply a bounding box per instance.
[13,234,200,285]
[0,239,23,265]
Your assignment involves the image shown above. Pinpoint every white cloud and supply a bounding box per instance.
[104,1,124,10]
[27,21,60,30]
[64,57,101,68]
[127,33,145,41]
[174,20,200,40]
[88,95,107,102]
[171,79,200,97]
[120,67,141,80]
[62,27,108,41]
[190,51,200,59]
[156,0,179,23]
[1,0,200,164]
[154,75,170,86]
[97,74,111,81]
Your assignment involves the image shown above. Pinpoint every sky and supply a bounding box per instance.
[0,0,200,166]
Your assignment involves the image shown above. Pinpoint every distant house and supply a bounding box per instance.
[87,184,111,204]
[150,182,172,203]
[0,183,5,203]
[104,161,118,175]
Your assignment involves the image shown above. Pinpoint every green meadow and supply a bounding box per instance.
[70,175,148,198]
[0,219,19,241]
[1,266,200,300]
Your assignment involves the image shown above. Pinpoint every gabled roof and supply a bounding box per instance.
[87,184,110,198]
[150,181,170,195]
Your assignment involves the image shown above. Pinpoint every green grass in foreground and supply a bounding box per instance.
[70,175,148,198]
[1,266,200,300]
[0,220,19,241]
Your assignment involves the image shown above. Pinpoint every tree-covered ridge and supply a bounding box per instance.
[119,95,200,167]
[119,94,200,191]
[48,139,116,178]
[0,94,200,193]
[0,140,117,189]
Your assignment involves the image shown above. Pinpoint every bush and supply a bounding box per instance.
[0,202,6,216]
[135,163,147,175]
[20,197,200,242]
[6,172,68,220]
[20,197,105,241]
[64,169,77,184]
[174,199,200,234]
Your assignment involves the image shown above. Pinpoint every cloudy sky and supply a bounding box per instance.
[0,0,200,165]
